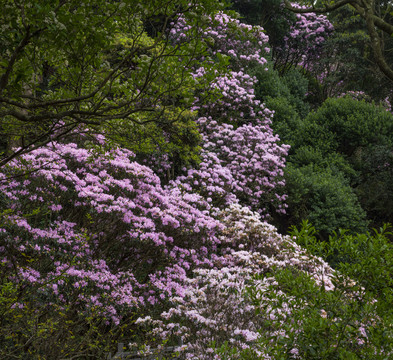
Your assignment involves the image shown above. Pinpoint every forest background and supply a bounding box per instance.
[1,0,393,358]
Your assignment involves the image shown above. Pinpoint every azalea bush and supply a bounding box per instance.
[0,137,221,357]
[270,3,333,77]
[150,9,290,218]
[134,205,336,359]
[193,221,393,359]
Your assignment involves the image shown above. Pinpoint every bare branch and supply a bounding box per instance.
[0,122,78,167]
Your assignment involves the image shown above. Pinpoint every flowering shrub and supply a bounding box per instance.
[172,11,290,217]
[273,2,333,80]
[198,117,289,216]
[1,132,377,359]
[133,205,337,359]
[285,5,333,65]
[337,90,369,101]
[132,220,393,359]
[0,137,327,358]
[0,137,229,357]
[171,11,270,72]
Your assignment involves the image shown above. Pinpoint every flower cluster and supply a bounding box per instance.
[171,11,289,217]
[170,113,289,217]
[134,204,336,358]
[0,139,226,324]
[277,4,333,71]
[171,11,270,71]
[338,90,370,101]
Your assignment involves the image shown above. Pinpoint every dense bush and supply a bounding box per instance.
[253,67,309,117]
[293,97,393,226]
[295,97,393,157]
[274,96,393,232]
[0,138,225,357]
[284,163,367,236]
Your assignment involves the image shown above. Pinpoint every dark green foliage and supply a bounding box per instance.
[260,91,389,235]
[252,65,292,101]
[297,97,393,157]
[251,70,387,234]
[286,97,393,227]
[253,67,309,117]
[281,69,310,117]
[289,147,357,179]
[251,66,309,145]
[284,163,368,237]
[353,145,393,226]
[264,96,301,144]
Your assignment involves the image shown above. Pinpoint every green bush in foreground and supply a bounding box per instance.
[215,221,393,359]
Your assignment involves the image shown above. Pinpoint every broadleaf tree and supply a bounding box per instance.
[0,0,226,166]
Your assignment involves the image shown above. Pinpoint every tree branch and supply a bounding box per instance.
[284,0,352,14]
[364,6,393,80]
[284,0,393,82]
[0,27,32,94]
